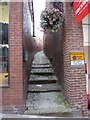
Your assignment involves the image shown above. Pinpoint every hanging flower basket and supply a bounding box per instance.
[40,8,64,33]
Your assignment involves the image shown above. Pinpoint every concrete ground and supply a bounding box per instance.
[25,92,72,116]
[1,113,89,119]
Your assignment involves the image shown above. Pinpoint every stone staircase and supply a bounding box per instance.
[24,51,72,117]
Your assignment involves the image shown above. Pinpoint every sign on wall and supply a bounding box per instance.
[70,50,85,67]
[23,48,28,62]
[73,0,90,24]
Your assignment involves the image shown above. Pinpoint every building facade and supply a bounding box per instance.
[43,1,88,116]
[0,0,42,114]
[82,13,90,99]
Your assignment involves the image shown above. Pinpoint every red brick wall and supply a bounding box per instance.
[23,0,33,104]
[43,2,87,116]
[43,30,64,87]
[63,3,87,116]
[23,0,43,103]
[1,1,44,114]
[2,2,24,114]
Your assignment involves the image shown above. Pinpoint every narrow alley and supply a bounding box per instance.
[24,51,72,117]
[1,0,89,118]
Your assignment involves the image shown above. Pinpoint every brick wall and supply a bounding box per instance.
[23,0,33,104]
[23,0,43,103]
[63,3,87,116]
[2,2,24,114]
[1,1,43,114]
[1,1,34,114]
[43,29,64,87]
[43,2,88,116]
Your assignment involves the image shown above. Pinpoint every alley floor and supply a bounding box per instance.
[1,51,90,119]
[24,51,72,117]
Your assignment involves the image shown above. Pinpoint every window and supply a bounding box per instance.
[0,1,9,86]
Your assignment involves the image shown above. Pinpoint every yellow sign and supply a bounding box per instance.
[70,52,84,61]
[0,4,9,23]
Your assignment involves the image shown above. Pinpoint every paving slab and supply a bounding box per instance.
[32,63,51,66]
[32,52,51,65]
[29,75,57,84]
[30,75,57,80]
[32,51,51,65]
[32,61,51,65]
[28,83,61,92]
[24,92,72,117]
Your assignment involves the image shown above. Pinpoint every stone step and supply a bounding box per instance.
[31,68,54,74]
[28,83,61,92]
[29,78,56,84]
[29,75,57,84]
[24,92,72,117]
[32,62,51,65]
[29,75,57,81]
[32,64,52,68]
[32,60,50,65]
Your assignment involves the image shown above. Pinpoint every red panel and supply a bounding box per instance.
[87,94,90,108]
[74,0,90,24]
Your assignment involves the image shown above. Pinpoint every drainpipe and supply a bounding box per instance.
[31,0,35,37]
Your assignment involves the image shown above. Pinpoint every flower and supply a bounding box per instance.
[40,8,64,33]
[49,21,53,25]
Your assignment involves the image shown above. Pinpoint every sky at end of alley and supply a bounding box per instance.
[33,0,46,40]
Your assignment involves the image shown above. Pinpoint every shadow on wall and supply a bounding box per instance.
[23,0,43,105]
[43,29,64,90]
